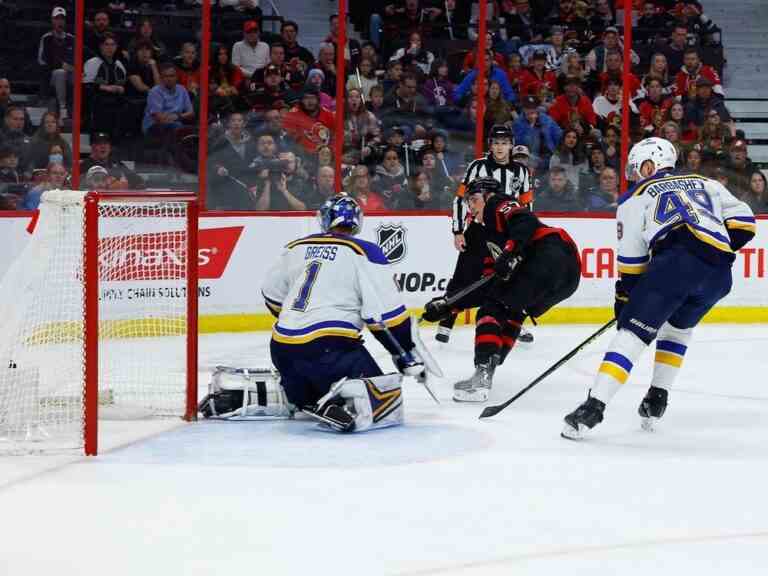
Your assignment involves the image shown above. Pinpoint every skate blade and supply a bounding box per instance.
[452,388,489,403]
[640,416,658,432]
[560,422,584,440]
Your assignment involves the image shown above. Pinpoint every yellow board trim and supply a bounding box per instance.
[655,351,684,368]
[598,362,630,384]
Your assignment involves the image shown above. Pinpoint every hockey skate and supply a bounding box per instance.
[453,356,498,403]
[638,386,668,432]
[561,395,605,440]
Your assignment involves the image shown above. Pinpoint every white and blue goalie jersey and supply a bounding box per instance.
[261,233,413,354]
[616,171,756,280]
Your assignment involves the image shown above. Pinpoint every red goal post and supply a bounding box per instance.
[83,191,199,455]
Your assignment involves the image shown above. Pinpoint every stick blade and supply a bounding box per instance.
[479,404,504,419]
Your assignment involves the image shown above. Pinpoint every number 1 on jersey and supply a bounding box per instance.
[291,260,322,311]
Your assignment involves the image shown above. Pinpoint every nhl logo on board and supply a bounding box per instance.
[376,224,407,264]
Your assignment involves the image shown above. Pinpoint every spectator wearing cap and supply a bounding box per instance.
[723,140,755,199]
[38,7,75,120]
[280,21,315,69]
[305,69,335,111]
[0,104,32,165]
[28,112,72,171]
[549,127,587,190]
[585,26,639,76]
[232,20,270,79]
[684,76,732,129]
[675,48,724,102]
[245,65,289,115]
[0,79,33,135]
[127,18,167,62]
[548,78,598,135]
[536,165,582,212]
[520,50,559,101]
[81,132,145,189]
[84,165,111,191]
[454,51,517,106]
[84,32,128,143]
[513,96,562,171]
[512,144,532,167]
[282,87,335,155]
[19,161,69,210]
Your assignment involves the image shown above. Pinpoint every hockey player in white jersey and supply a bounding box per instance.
[261,194,432,432]
[562,137,756,439]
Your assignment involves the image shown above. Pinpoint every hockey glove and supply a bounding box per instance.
[614,280,630,321]
[493,242,522,281]
[422,296,451,323]
[394,349,427,383]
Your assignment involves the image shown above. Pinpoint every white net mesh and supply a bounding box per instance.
[0,191,191,453]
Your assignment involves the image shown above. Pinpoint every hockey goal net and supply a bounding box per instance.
[0,190,198,455]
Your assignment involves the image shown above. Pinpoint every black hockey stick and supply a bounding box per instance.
[479,318,617,419]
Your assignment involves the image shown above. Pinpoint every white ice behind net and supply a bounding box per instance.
[0,191,189,453]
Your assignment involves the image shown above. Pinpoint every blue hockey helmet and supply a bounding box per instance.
[318,194,363,235]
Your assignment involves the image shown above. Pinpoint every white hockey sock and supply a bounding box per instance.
[591,329,647,405]
[651,323,693,391]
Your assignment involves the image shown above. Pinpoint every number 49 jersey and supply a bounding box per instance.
[261,233,410,346]
[616,171,756,276]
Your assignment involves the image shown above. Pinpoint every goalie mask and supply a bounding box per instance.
[318,194,363,235]
[198,366,294,420]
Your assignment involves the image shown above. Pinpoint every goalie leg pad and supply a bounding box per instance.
[198,366,294,420]
[314,374,404,433]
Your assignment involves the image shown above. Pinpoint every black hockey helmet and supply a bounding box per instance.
[466,177,501,198]
[487,124,513,143]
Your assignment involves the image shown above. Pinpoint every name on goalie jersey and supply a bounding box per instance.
[304,246,338,261]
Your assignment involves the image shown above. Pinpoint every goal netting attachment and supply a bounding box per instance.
[0,190,199,455]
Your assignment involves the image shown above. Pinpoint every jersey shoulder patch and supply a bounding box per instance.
[286,233,389,265]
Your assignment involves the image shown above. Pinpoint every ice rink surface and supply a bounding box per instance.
[2,324,768,576]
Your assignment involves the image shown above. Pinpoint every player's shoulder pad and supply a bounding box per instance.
[285,233,389,265]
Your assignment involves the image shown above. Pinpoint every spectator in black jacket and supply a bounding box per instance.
[84,33,128,143]
[38,7,75,119]
[80,132,145,190]
[535,166,581,212]
[281,21,315,68]
[0,107,31,173]
[0,79,33,135]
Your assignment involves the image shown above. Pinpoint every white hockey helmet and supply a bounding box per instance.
[625,137,678,181]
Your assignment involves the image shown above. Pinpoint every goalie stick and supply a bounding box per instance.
[479,319,617,419]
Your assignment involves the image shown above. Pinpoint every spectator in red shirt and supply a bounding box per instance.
[282,86,335,154]
[598,50,640,97]
[675,48,724,102]
[520,50,559,99]
[505,53,526,95]
[636,77,674,135]
[462,34,506,74]
[548,78,598,136]
[349,164,387,210]
[592,76,623,131]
